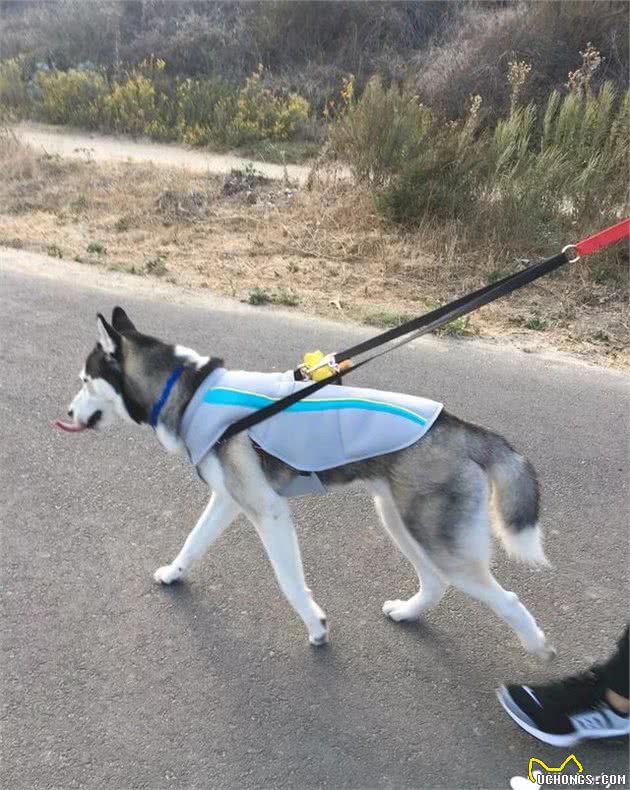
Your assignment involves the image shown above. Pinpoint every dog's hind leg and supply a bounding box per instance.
[370,481,448,622]
[445,559,555,660]
[154,491,241,584]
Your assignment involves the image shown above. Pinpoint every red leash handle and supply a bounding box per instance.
[574,218,630,258]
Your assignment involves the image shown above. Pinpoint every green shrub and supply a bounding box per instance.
[333,49,629,268]
[1,56,312,148]
[35,67,107,128]
[329,76,433,186]
[101,72,156,136]
[376,93,486,222]
[175,77,237,146]
[223,65,311,146]
[101,60,175,139]
[0,58,30,117]
[483,75,629,253]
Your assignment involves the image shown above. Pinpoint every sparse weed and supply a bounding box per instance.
[485,262,516,285]
[273,289,300,306]
[72,194,89,212]
[246,287,299,306]
[364,310,414,328]
[248,287,272,305]
[223,164,267,196]
[592,329,610,343]
[592,259,624,286]
[434,316,469,337]
[525,315,547,331]
[236,140,321,164]
[145,255,168,276]
[47,244,63,258]
[87,241,106,254]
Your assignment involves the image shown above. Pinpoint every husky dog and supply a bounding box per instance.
[54,307,555,659]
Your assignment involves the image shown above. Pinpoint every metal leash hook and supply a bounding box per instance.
[561,244,580,264]
[296,351,353,382]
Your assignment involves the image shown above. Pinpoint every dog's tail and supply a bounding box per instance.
[466,424,548,567]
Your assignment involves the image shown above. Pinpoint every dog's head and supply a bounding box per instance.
[54,306,217,440]
[55,307,144,433]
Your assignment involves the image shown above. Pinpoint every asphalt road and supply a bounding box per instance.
[1,252,628,790]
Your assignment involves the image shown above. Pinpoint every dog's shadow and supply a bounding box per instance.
[157,577,490,694]
[150,579,574,787]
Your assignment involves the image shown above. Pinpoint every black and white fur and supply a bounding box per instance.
[64,307,555,658]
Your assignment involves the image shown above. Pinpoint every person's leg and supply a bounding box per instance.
[496,626,630,746]
[602,626,629,710]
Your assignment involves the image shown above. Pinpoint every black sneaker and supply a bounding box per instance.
[496,669,630,746]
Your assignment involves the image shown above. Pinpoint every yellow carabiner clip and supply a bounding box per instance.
[302,350,336,381]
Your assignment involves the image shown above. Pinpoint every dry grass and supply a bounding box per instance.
[0,127,39,181]
[0,137,627,368]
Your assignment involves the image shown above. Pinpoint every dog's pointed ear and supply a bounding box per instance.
[111,306,136,334]
[96,313,121,355]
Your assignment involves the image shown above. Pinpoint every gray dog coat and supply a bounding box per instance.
[181,368,442,478]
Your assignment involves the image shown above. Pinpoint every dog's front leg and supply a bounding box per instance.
[250,497,329,647]
[218,435,328,646]
[154,491,241,584]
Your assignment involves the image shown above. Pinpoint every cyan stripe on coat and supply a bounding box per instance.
[202,387,428,426]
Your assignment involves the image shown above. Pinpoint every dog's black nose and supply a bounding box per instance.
[67,408,74,418]
[87,410,102,429]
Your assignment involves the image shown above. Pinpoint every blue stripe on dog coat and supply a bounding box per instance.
[180,368,442,473]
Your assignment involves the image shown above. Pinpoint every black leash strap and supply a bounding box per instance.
[221,249,570,440]
[336,251,569,362]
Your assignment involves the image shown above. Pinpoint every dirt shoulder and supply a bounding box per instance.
[14,121,315,183]
[1,127,628,369]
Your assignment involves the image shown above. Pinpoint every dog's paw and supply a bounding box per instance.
[308,608,329,647]
[522,629,557,662]
[382,599,420,622]
[530,642,557,662]
[309,624,329,647]
[153,564,183,585]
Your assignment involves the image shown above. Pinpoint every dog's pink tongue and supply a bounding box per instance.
[51,418,86,433]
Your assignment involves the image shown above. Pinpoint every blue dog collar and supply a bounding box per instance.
[149,367,185,428]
